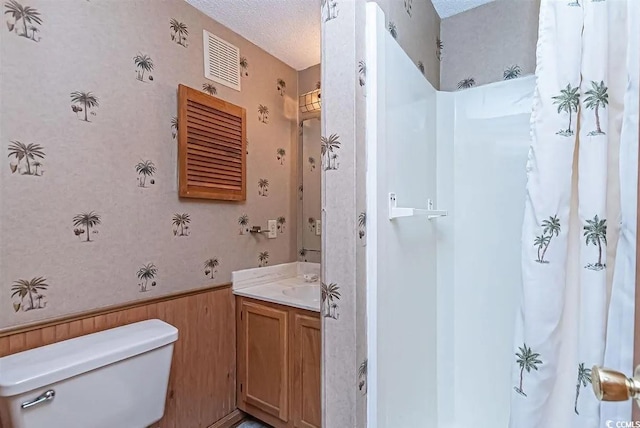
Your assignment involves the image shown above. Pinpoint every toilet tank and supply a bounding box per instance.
[0,319,178,428]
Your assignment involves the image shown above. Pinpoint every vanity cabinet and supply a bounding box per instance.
[236,297,321,428]
[291,312,321,428]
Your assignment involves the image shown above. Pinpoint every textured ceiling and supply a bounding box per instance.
[185,0,321,71]
[185,0,498,70]
[431,0,497,18]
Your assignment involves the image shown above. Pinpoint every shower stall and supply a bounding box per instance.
[366,4,534,427]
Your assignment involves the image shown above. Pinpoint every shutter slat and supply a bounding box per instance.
[186,119,242,138]
[188,181,243,191]
[187,171,241,183]
[186,156,242,174]
[187,156,243,173]
[187,164,243,180]
[187,100,242,124]
[186,129,243,150]
[187,104,242,128]
[187,144,242,162]
[186,111,242,134]
[178,84,246,200]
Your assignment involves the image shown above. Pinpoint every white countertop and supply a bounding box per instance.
[232,262,321,312]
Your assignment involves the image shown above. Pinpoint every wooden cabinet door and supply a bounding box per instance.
[292,311,321,428]
[238,299,289,422]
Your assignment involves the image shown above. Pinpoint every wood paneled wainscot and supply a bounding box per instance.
[236,296,321,428]
[0,285,241,428]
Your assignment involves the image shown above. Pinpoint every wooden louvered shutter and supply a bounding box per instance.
[178,84,246,201]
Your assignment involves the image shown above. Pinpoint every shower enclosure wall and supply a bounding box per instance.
[366,4,534,427]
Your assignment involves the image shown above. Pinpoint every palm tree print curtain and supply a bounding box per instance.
[510,1,639,427]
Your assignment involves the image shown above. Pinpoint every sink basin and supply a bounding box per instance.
[282,285,320,303]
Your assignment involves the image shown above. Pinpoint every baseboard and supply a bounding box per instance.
[208,409,245,428]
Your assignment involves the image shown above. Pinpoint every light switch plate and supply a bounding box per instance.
[315,219,322,236]
[267,220,277,238]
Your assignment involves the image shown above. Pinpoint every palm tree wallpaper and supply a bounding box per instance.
[534,215,561,264]
[321,133,341,171]
[171,116,178,139]
[258,104,269,123]
[258,251,269,267]
[321,282,340,319]
[239,56,249,76]
[169,18,188,47]
[358,359,368,393]
[457,78,476,90]
[204,257,219,279]
[4,0,42,42]
[404,0,412,17]
[72,211,101,242]
[358,60,366,87]
[202,82,217,95]
[172,213,191,237]
[237,214,250,235]
[32,160,42,175]
[70,91,99,122]
[308,157,316,171]
[387,21,398,39]
[238,214,249,235]
[574,363,592,415]
[584,80,609,136]
[436,37,443,61]
[258,178,269,196]
[552,83,580,136]
[321,0,338,23]
[503,65,522,80]
[26,23,37,40]
[358,211,366,241]
[137,263,157,292]
[1,0,303,326]
[135,160,156,187]
[134,53,154,82]
[514,343,542,397]
[8,140,44,176]
[584,215,607,271]
[11,277,48,312]
[276,78,286,96]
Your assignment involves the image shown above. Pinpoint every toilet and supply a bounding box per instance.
[0,319,178,428]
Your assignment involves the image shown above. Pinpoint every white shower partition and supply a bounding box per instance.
[436,77,534,428]
[366,4,439,428]
[366,3,535,427]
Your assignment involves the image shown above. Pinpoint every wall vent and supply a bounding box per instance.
[203,30,241,91]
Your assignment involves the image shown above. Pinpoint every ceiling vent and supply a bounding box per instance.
[203,30,241,91]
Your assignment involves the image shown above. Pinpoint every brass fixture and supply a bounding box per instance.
[591,365,640,408]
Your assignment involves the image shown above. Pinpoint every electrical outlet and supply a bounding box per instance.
[267,220,277,238]
[315,219,322,236]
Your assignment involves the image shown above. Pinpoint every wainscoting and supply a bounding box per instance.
[0,285,238,428]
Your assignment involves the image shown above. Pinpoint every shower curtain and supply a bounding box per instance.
[511,0,639,427]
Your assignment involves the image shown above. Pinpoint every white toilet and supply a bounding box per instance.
[0,319,178,428]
